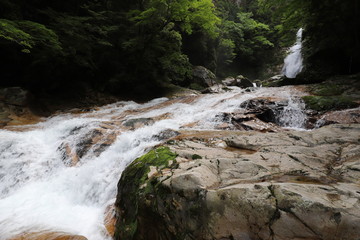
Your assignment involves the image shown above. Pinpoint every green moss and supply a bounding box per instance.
[302,95,358,112]
[189,83,205,91]
[116,146,177,239]
[309,83,347,96]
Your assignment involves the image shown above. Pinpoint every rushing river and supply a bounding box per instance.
[0,86,308,240]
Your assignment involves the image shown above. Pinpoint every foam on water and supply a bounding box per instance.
[0,86,307,239]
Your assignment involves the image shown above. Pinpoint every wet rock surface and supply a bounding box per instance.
[0,87,41,127]
[115,124,360,240]
[8,231,87,240]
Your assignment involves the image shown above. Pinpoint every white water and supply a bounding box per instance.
[282,28,304,78]
[277,96,307,129]
[0,86,307,240]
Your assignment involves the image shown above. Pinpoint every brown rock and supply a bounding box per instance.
[8,231,87,240]
[104,204,117,237]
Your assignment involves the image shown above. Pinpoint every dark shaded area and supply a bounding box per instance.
[0,0,359,106]
[301,0,360,80]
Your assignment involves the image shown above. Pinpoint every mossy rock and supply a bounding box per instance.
[189,83,205,91]
[309,83,348,96]
[302,95,358,112]
[115,146,178,240]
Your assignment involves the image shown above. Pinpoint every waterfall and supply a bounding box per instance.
[0,86,308,240]
[277,96,307,129]
[282,28,304,78]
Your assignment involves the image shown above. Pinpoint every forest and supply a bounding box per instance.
[0,0,359,100]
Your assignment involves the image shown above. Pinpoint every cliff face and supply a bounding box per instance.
[115,124,360,240]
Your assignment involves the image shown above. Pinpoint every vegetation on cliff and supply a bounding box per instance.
[0,0,358,99]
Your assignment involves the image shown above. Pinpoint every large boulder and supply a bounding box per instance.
[115,124,360,240]
[0,87,31,107]
[192,66,216,88]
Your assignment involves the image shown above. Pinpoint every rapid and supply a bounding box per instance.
[0,86,308,240]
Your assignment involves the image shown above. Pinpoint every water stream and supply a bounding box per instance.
[282,28,304,78]
[0,86,308,240]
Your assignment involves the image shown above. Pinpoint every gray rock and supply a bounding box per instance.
[192,66,216,87]
[0,87,30,106]
[115,124,360,240]
[222,77,237,86]
[235,75,253,88]
[122,117,155,130]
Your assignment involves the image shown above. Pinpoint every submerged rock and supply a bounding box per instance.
[122,118,155,130]
[115,124,360,240]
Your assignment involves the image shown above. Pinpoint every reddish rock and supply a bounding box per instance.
[8,231,87,240]
[104,204,117,237]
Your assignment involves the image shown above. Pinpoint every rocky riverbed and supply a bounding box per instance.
[1,75,359,240]
[115,124,360,240]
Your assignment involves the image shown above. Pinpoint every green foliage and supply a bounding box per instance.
[115,0,220,86]
[1,0,357,97]
[257,0,309,46]
[0,19,32,50]
[0,19,62,54]
[214,0,274,77]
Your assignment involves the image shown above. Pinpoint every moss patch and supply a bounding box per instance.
[115,146,177,240]
[302,95,358,112]
[309,83,348,96]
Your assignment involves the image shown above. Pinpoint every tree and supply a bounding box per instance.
[113,0,220,90]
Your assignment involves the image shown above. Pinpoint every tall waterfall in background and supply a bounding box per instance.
[282,28,304,78]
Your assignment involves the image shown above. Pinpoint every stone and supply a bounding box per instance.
[201,84,228,94]
[122,118,155,130]
[314,108,360,128]
[104,204,117,237]
[7,231,87,240]
[235,75,253,88]
[0,87,31,107]
[58,142,80,166]
[221,77,237,86]
[114,124,360,240]
[192,66,216,87]
[154,129,180,141]
[262,75,287,87]
[58,126,118,164]
[302,95,358,112]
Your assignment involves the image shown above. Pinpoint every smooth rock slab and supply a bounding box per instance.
[115,124,360,240]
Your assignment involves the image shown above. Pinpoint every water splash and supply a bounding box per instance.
[282,28,304,78]
[277,96,307,129]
